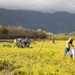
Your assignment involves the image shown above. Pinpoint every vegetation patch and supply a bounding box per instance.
[0,40,75,75]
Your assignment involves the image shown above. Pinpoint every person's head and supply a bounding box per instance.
[68,38,73,44]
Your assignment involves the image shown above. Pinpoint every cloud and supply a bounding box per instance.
[0,0,75,13]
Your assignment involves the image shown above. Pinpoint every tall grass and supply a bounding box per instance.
[0,40,75,75]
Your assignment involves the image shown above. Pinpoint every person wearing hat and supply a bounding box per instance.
[64,38,73,58]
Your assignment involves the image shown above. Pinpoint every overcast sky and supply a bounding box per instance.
[0,0,75,13]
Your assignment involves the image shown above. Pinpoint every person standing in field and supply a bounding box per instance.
[52,37,55,44]
[24,37,30,47]
[14,38,17,46]
[19,39,22,47]
[64,38,73,58]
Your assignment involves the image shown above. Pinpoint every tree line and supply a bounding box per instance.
[0,25,47,39]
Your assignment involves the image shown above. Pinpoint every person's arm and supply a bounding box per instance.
[71,44,74,48]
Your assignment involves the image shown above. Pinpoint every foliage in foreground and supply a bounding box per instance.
[0,40,75,75]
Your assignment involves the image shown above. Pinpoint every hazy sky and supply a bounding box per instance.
[0,0,75,13]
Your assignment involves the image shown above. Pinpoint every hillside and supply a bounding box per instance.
[0,8,75,33]
[0,25,47,39]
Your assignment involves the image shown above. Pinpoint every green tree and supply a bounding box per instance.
[0,25,8,34]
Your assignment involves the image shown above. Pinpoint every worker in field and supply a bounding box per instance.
[24,37,30,47]
[19,39,22,47]
[14,38,17,46]
[64,38,73,58]
[52,37,55,44]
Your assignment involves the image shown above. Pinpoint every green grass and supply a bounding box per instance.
[0,40,75,75]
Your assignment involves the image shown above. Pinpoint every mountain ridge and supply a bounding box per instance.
[0,8,75,33]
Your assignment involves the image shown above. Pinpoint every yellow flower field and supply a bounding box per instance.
[0,40,75,75]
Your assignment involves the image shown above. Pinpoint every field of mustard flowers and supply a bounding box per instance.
[0,40,75,75]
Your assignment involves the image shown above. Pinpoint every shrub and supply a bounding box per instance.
[0,25,8,34]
